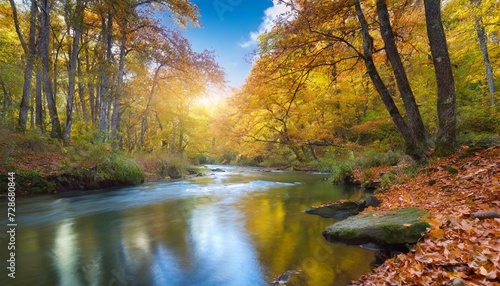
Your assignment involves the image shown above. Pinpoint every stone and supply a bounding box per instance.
[305,201,360,219]
[357,195,381,212]
[322,208,430,246]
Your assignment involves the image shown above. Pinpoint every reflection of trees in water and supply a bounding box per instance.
[236,182,373,285]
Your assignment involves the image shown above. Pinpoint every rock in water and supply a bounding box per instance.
[305,201,360,219]
[322,208,430,246]
[270,270,302,285]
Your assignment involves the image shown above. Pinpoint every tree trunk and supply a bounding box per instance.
[86,52,97,124]
[424,0,457,156]
[355,0,422,161]
[472,0,495,105]
[376,0,428,150]
[98,12,113,140]
[40,0,62,139]
[9,0,38,130]
[53,34,65,107]
[77,58,88,122]
[35,67,44,134]
[0,75,8,125]
[111,27,127,146]
[63,0,83,143]
[139,65,163,151]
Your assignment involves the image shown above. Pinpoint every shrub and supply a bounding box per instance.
[149,154,190,179]
[331,161,354,183]
[65,141,144,186]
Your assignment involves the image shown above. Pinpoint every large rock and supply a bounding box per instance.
[322,208,430,246]
[305,201,360,219]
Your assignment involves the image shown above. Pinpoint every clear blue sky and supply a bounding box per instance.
[163,0,285,88]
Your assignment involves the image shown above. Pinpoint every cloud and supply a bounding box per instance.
[240,0,293,48]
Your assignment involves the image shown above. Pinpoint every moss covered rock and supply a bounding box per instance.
[322,208,429,246]
[305,201,360,219]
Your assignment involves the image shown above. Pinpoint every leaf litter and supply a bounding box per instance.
[350,146,500,286]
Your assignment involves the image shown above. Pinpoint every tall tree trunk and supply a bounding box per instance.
[98,12,113,140]
[472,0,495,105]
[77,58,88,122]
[376,0,428,150]
[63,0,83,143]
[111,27,127,146]
[355,0,422,161]
[424,0,457,156]
[85,52,97,124]
[9,0,38,130]
[52,34,65,107]
[40,0,62,139]
[139,65,163,151]
[35,67,44,134]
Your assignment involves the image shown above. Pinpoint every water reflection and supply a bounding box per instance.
[52,219,80,286]
[187,203,265,285]
[0,167,374,285]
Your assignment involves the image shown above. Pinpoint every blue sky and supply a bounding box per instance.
[168,0,290,88]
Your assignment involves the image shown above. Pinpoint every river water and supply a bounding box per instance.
[0,166,374,286]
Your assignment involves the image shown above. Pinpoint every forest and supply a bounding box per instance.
[0,0,499,285]
[0,0,498,177]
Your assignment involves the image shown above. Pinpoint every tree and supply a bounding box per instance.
[63,0,85,142]
[8,0,37,131]
[376,0,428,152]
[424,0,458,156]
[39,0,62,139]
[471,0,495,106]
[354,0,423,160]
[246,0,431,161]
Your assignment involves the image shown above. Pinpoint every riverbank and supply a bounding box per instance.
[0,129,144,194]
[0,129,211,195]
[347,145,499,285]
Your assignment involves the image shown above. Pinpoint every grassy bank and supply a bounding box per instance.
[0,128,144,194]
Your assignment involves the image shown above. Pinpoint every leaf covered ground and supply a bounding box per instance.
[351,146,500,286]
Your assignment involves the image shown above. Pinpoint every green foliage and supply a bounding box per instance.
[445,166,459,176]
[379,171,401,190]
[331,162,354,183]
[16,170,55,194]
[458,105,499,134]
[354,149,402,169]
[457,132,500,147]
[64,140,144,186]
[402,166,419,178]
[155,155,189,179]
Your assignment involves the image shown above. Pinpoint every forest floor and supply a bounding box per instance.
[349,145,500,285]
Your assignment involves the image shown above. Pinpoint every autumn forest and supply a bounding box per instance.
[0,0,498,169]
[0,0,499,285]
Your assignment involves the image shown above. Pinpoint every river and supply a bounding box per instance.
[0,165,374,286]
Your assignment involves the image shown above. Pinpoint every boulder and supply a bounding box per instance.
[322,208,430,246]
[357,195,381,212]
[305,201,360,219]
